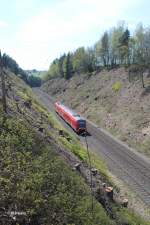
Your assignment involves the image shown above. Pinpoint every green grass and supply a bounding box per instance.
[117,208,150,225]
[57,134,109,179]
[112,81,122,92]
[0,110,113,225]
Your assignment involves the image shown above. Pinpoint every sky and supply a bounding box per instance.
[0,0,150,70]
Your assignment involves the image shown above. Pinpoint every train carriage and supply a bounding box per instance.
[54,102,86,134]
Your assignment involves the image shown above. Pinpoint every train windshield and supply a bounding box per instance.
[78,120,86,128]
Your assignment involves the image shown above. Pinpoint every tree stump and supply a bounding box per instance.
[121,198,128,207]
[91,168,98,176]
[74,163,81,172]
[105,187,113,200]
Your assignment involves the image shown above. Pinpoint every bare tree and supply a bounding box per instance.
[0,50,7,113]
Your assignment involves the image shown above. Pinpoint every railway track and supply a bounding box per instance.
[84,125,150,205]
[34,89,150,207]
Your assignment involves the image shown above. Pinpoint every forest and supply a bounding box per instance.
[1,53,41,87]
[44,22,150,83]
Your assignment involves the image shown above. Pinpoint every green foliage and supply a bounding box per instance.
[44,21,150,83]
[44,46,95,80]
[27,75,42,87]
[96,31,109,67]
[2,53,28,83]
[72,47,90,73]
[1,52,41,87]
[0,113,113,224]
[112,81,122,92]
[44,58,61,80]
[116,208,150,225]
[63,53,73,79]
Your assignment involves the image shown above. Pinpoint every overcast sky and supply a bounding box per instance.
[0,0,150,70]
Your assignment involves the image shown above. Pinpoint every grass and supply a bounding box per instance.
[0,109,114,225]
[112,81,122,92]
[117,208,150,225]
[58,135,109,179]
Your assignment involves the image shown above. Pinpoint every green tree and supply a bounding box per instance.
[63,53,72,79]
[27,75,42,87]
[100,31,109,67]
[2,53,28,82]
[72,47,89,73]
[118,29,130,65]
[58,54,66,77]
[110,21,126,66]
[46,59,59,80]
[134,23,145,64]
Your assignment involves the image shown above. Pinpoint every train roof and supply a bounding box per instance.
[57,102,85,121]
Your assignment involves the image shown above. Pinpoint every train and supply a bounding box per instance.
[54,102,87,134]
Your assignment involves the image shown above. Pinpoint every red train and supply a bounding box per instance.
[54,102,87,134]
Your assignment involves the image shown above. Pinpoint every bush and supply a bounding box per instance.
[112,81,122,92]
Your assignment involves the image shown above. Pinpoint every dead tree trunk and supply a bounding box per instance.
[0,51,7,113]
[141,72,145,88]
[1,70,7,113]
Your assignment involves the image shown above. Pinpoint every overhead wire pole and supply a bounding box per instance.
[84,131,94,218]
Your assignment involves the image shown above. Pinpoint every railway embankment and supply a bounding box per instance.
[34,88,150,220]
[0,70,150,224]
[42,68,150,159]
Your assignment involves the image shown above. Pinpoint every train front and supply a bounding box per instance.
[77,118,87,134]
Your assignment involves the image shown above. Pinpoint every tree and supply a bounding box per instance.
[134,23,145,65]
[27,75,42,87]
[0,50,7,113]
[63,53,72,79]
[58,54,66,77]
[100,31,109,67]
[110,21,126,66]
[72,47,89,73]
[45,59,59,80]
[118,29,130,65]
[86,47,97,72]
[2,53,28,83]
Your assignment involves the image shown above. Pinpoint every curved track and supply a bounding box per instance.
[34,89,150,207]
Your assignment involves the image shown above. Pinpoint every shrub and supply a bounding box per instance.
[112,81,122,92]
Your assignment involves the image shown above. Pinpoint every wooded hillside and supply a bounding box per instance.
[44,22,150,86]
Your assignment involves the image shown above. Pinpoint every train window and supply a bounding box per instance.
[73,114,80,117]
[78,120,86,128]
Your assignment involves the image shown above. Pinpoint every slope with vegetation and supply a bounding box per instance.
[0,71,113,225]
[1,52,42,87]
[0,55,150,224]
